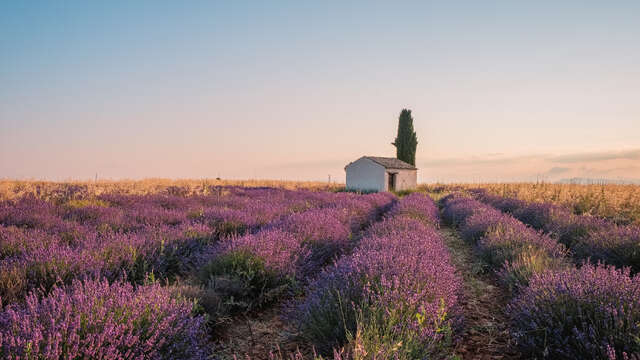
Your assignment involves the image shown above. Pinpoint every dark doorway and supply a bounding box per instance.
[388,172,396,191]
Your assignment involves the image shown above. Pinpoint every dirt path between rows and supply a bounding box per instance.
[212,304,314,359]
[439,227,521,360]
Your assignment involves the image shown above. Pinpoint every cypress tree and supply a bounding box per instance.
[392,109,418,166]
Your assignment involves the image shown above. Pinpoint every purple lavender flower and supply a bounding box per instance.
[0,278,209,359]
[509,263,640,359]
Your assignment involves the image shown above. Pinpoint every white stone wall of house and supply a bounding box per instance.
[390,169,417,191]
[345,158,386,192]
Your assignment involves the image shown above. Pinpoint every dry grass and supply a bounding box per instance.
[420,182,640,225]
[0,179,343,201]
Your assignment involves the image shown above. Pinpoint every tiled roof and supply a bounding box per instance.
[363,156,417,170]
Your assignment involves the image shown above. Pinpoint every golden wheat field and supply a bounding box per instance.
[0,179,342,201]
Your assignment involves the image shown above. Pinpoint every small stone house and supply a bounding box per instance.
[344,156,417,192]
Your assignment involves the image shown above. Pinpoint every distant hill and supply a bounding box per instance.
[556,177,640,185]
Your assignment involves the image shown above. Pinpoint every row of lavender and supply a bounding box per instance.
[0,188,396,359]
[0,187,352,303]
[470,188,640,273]
[289,193,462,358]
[442,193,640,359]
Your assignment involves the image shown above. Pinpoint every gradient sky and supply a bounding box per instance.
[2,1,639,182]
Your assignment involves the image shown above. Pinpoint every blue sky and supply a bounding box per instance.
[1,1,639,182]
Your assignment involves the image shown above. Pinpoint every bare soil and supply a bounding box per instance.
[439,227,521,360]
[211,304,314,360]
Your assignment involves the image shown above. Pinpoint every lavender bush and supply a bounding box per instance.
[0,279,209,359]
[573,225,640,271]
[272,208,352,277]
[200,229,307,311]
[509,263,640,359]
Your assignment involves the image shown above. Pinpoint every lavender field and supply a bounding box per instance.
[1,184,639,359]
